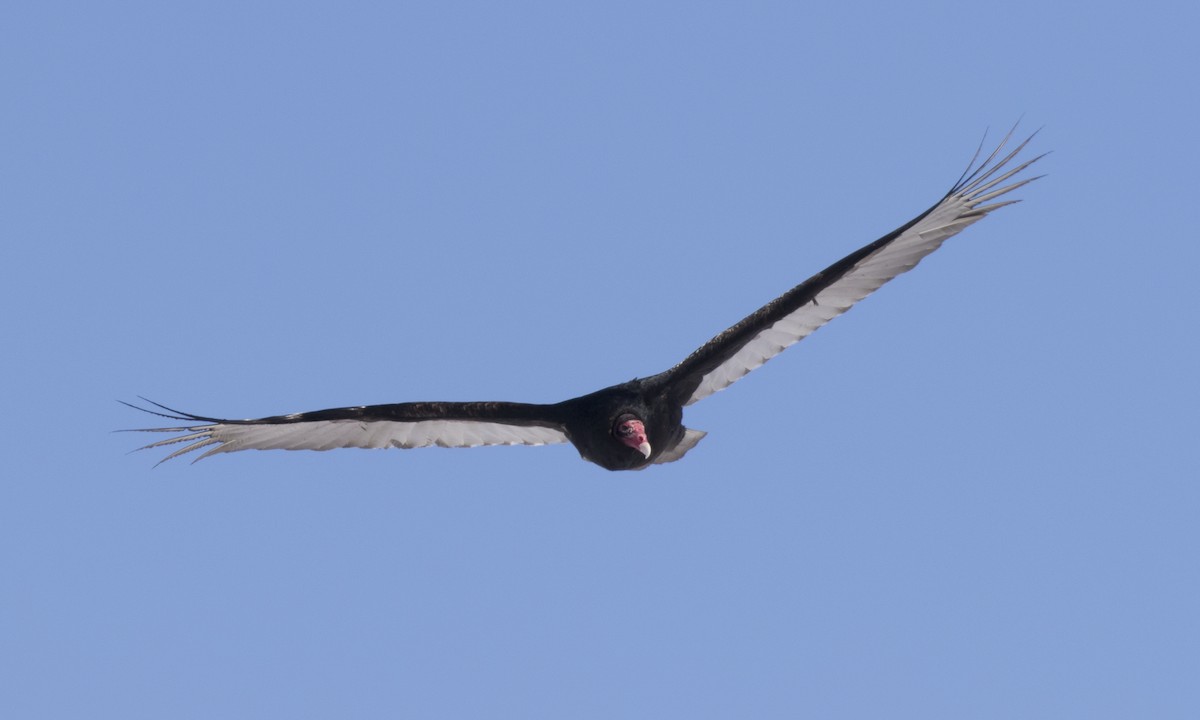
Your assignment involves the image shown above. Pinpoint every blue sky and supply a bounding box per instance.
[4,1,1198,717]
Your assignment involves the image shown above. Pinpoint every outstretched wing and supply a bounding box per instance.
[658,127,1045,407]
[124,398,569,465]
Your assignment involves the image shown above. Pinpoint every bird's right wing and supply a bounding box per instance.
[124,398,570,465]
[656,127,1045,407]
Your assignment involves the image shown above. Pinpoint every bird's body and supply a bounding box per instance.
[127,128,1044,470]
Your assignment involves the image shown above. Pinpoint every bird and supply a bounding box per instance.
[126,127,1044,471]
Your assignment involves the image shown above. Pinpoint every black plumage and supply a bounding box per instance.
[127,128,1044,471]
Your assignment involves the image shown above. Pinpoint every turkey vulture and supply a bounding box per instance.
[127,128,1043,471]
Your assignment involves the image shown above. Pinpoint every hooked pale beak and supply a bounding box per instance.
[617,418,652,459]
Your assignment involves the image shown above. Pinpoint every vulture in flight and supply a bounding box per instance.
[127,128,1043,471]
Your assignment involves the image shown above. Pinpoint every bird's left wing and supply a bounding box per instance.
[124,398,569,465]
[656,127,1045,407]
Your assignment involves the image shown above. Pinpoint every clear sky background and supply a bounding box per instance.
[4,1,1198,718]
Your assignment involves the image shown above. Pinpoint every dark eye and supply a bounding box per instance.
[616,424,633,437]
